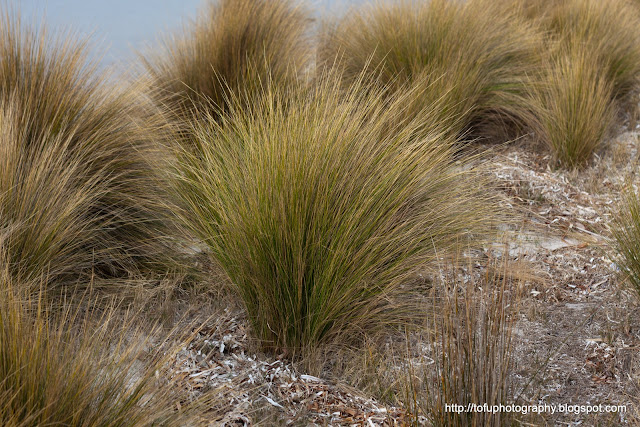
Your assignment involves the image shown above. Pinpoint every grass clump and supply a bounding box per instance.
[403,257,522,426]
[501,0,640,167]
[529,46,616,168]
[174,73,496,355]
[0,263,201,426]
[142,0,312,124]
[544,0,640,104]
[318,0,540,140]
[612,189,640,300]
[497,0,640,102]
[0,10,178,287]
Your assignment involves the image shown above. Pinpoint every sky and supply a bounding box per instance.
[17,0,367,71]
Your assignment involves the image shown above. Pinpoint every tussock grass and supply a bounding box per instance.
[529,46,616,168]
[142,0,312,125]
[403,256,522,426]
[497,0,640,101]
[318,0,541,140]
[0,261,205,426]
[494,0,640,167]
[612,189,640,300]
[543,0,640,104]
[0,10,179,287]
[174,72,497,355]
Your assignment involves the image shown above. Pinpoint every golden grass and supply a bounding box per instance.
[403,256,522,426]
[538,0,640,167]
[0,258,210,426]
[544,0,640,104]
[0,9,180,288]
[496,0,640,97]
[612,188,640,300]
[318,0,541,141]
[494,0,640,167]
[528,46,616,168]
[3,0,639,421]
[142,0,312,126]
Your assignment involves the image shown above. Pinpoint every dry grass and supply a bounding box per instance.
[319,0,640,166]
[544,0,640,104]
[173,70,498,355]
[142,0,312,126]
[3,0,639,423]
[495,0,640,167]
[318,0,541,141]
[496,0,640,102]
[528,46,617,168]
[612,188,640,301]
[0,9,180,289]
[0,257,213,426]
[403,256,523,426]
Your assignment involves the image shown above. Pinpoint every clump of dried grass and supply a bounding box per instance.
[318,0,541,141]
[612,188,640,301]
[0,9,180,289]
[502,0,640,167]
[0,256,214,426]
[403,256,523,426]
[528,46,617,168]
[545,0,640,104]
[142,0,312,125]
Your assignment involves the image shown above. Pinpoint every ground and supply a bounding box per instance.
[490,130,640,426]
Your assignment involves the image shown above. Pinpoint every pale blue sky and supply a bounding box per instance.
[17,0,366,70]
